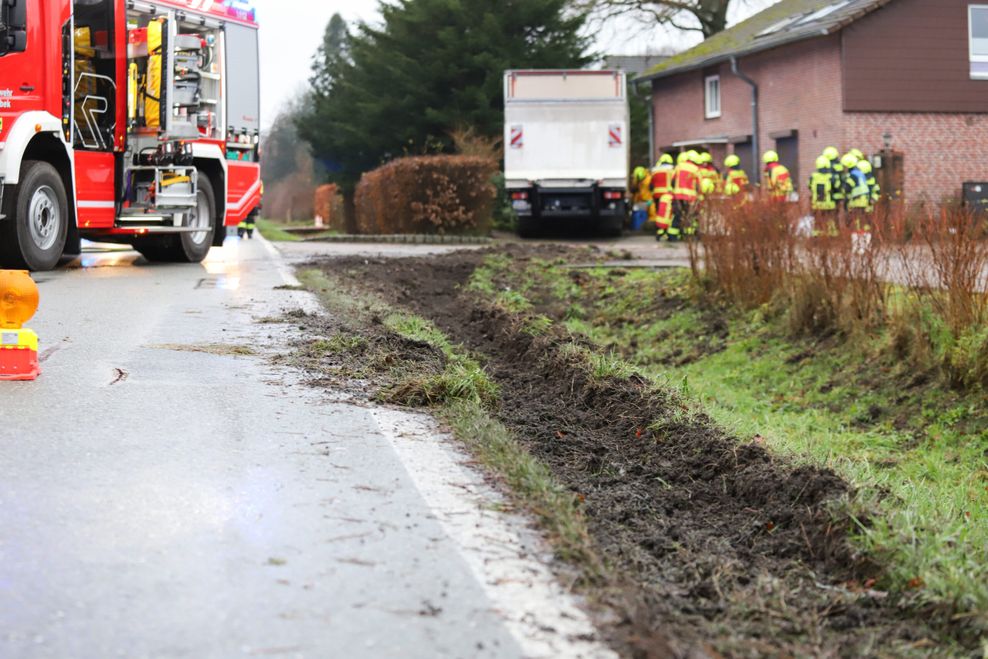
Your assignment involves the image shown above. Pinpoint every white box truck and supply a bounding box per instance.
[503,70,630,237]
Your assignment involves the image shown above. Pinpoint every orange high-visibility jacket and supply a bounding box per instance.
[766,163,793,201]
[724,168,750,196]
[655,194,673,229]
[673,162,700,202]
[635,173,653,204]
[650,166,674,197]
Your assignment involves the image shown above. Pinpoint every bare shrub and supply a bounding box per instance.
[697,195,895,338]
[697,195,798,310]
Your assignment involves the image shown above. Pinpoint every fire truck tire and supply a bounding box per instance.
[0,161,69,272]
[135,177,216,264]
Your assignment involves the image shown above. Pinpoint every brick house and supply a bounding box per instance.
[638,0,988,202]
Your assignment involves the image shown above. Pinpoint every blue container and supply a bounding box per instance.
[631,210,649,231]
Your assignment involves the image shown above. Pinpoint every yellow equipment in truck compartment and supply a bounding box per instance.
[128,62,138,123]
[145,19,165,128]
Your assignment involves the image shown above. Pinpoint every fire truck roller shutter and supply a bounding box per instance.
[224,23,260,139]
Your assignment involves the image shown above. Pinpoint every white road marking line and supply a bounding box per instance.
[371,408,614,659]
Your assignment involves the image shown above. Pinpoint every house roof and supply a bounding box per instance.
[604,54,670,77]
[637,0,893,82]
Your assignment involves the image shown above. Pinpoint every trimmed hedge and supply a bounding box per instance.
[355,156,497,235]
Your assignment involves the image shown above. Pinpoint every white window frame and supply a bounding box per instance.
[705,75,721,119]
[969,5,988,80]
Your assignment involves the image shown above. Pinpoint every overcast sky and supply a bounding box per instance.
[255,0,778,129]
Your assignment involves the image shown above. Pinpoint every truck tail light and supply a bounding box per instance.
[511,192,529,201]
[603,191,623,200]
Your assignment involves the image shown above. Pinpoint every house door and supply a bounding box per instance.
[734,139,756,183]
[775,134,799,188]
[877,149,905,202]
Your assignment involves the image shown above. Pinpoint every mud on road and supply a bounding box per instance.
[297,246,953,657]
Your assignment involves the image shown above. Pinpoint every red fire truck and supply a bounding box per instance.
[0,0,262,271]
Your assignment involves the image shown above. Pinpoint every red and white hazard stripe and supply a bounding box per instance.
[510,125,524,149]
[608,124,623,148]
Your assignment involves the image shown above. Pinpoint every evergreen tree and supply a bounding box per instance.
[310,14,350,96]
[297,0,590,227]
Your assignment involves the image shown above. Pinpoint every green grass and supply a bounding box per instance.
[669,330,988,622]
[256,218,303,242]
[469,254,988,637]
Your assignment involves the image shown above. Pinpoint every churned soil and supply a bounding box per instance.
[306,246,952,658]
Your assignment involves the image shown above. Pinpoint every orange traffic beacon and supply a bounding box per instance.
[0,270,40,381]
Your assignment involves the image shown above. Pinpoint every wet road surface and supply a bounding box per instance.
[0,236,610,658]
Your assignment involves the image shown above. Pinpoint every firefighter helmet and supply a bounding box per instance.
[659,153,674,165]
[850,148,865,161]
[816,155,831,170]
[699,152,713,164]
[677,152,690,165]
[633,166,648,183]
[857,159,873,174]
[842,153,859,169]
[762,150,779,164]
[823,146,840,161]
[687,150,701,164]
[724,154,741,168]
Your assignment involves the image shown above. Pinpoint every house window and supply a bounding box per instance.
[969,5,988,79]
[705,75,721,119]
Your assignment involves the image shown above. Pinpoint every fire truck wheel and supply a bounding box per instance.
[0,161,69,272]
[135,177,216,264]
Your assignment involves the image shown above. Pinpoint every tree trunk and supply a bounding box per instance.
[696,0,730,39]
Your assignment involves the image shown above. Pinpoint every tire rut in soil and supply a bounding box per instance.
[315,246,958,657]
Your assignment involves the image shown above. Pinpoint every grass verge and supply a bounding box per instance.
[256,218,303,242]
[469,253,988,643]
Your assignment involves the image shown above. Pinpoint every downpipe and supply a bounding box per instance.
[730,56,760,185]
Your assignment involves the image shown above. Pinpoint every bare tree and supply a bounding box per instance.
[577,0,740,39]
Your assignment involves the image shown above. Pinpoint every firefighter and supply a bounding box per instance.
[860,157,881,208]
[822,146,845,210]
[762,150,793,202]
[841,152,860,213]
[650,155,675,240]
[632,166,652,206]
[722,154,749,198]
[845,156,873,252]
[697,152,720,199]
[631,166,652,229]
[809,155,838,236]
[237,216,256,239]
[671,151,700,242]
[856,160,881,211]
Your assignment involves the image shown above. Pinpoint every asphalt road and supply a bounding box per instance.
[0,236,610,659]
